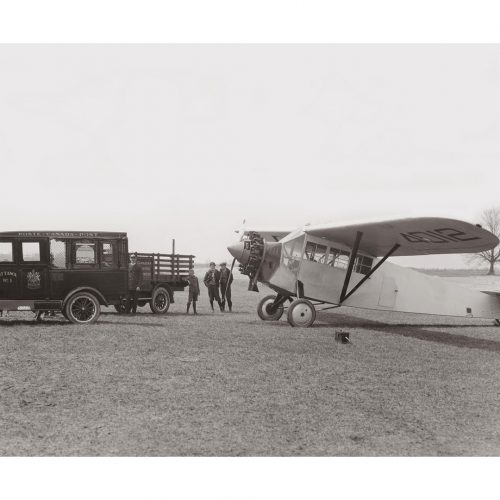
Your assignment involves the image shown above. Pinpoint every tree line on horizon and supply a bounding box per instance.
[468,206,500,275]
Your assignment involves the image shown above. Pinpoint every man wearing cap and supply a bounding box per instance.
[127,254,143,314]
[203,262,223,312]
[219,262,234,312]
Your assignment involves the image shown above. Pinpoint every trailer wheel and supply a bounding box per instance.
[150,287,170,314]
[65,292,100,324]
[257,295,284,321]
[287,299,316,327]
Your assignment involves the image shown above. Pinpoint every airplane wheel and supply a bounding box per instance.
[287,299,316,327]
[257,295,284,321]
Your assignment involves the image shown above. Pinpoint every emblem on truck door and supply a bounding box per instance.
[26,269,41,290]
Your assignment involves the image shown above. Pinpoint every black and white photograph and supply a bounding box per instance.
[1,2,500,499]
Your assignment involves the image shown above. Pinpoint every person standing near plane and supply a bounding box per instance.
[204,262,223,312]
[127,254,143,314]
[186,268,200,315]
[219,262,233,312]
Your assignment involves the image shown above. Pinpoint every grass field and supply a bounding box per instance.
[1,276,500,456]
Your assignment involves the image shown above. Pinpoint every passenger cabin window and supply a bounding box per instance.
[304,242,327,263]
[50,239,67,268]
[355,255,373,275]
[74,241,96,265]
[0,242,13,262]
[101,241,116,268]
[22,242,41,262]
[327,247,350,269]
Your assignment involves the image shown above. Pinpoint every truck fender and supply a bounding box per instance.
[63,287,109,308]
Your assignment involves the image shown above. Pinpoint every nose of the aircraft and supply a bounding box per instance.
[227,242,247,264]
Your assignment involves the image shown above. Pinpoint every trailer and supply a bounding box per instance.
[116,249,195,314]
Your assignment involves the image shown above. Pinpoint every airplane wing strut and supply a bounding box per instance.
[339,231,401,303]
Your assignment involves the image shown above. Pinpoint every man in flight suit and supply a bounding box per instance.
[219,262,234,312]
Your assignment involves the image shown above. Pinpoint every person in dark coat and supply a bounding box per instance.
[127,254,143,314]
[219,262,234,312]
[203,262,223,312]
[186,268,200,314]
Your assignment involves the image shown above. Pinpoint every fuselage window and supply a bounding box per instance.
[304,242,327,263]
[50,239,67,268]
[337,250,350,269]
[314,244,327,263]
[355,255,373,275]
[282,236,304,273]
[327,247,350,269]
[304,242,316,261]
[22,242,41,262]
[0,242,13,262]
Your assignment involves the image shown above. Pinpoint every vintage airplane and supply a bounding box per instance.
[227,217,500,327]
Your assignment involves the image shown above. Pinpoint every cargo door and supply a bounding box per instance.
[378,276,397,308]
[19,240,50,300]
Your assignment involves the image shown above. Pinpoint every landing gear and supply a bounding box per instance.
[287,299,316,327]
[257,294,286,321]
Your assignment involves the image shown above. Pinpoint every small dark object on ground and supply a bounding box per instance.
[335,330,351,344]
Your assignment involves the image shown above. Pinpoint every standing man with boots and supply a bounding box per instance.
[219,262,233,312]
[127,254,143,315]
[203,262,223,312]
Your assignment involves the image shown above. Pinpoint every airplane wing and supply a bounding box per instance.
[305,218,499,257]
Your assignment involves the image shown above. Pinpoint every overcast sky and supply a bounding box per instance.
[0,45,499,267]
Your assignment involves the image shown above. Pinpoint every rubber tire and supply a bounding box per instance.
[150,287,171,314]
[114,303,127,314]
[257,294,284,321]
[287,299,316,327]
[65,292,101,325]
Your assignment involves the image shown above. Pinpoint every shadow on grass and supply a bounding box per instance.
[316,312,500,353]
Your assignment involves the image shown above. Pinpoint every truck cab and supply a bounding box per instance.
[0,231,129,324]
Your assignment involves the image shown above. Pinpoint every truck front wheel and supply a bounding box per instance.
[150,287,170,314]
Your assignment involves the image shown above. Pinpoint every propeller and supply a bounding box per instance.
[223,257,237,303]
[234,219,247,241]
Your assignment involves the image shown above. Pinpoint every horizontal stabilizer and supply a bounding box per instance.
[480,291,500,297]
